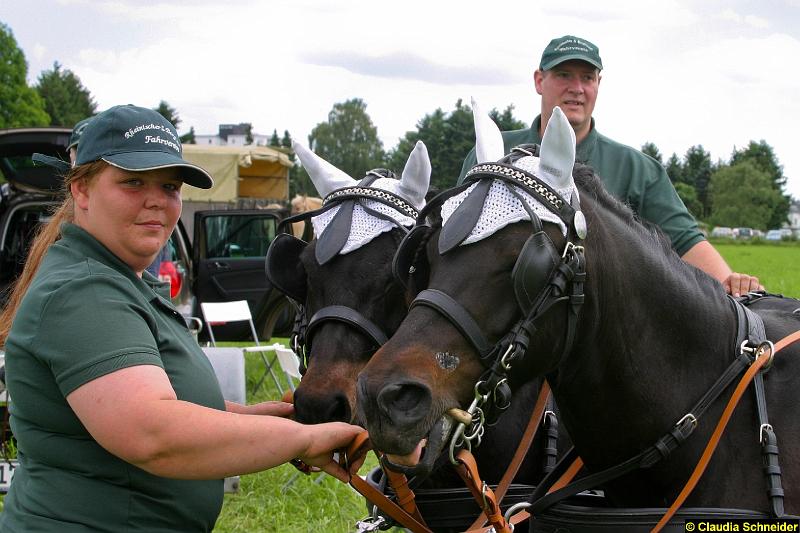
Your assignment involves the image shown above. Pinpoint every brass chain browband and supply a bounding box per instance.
[464,162,566,214]
[323,186,419,220]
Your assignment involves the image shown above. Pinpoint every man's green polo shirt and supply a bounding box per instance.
[1,223,226,532]
[458,116,705,256]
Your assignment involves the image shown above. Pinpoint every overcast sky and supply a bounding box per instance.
[5,0,800,200]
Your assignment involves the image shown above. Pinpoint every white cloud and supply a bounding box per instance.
[6,0,800,200]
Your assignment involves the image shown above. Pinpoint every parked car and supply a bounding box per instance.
[0,127,293,342]
[765,229,783,241]
[710,226,734,238]
[734,227,753,239]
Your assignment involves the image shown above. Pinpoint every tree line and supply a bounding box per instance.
[1,21,791,230]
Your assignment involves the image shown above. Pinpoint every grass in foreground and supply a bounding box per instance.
[214,340,381,533]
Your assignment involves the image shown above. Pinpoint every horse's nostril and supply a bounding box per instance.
[294,389,352,424]
[377,382,432,424]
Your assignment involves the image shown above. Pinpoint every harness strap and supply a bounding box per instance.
[528,345,753,514]
[349,475,432,533]
[652,329,800,531]
[411,289,491,356]
[465,381,553,532]
[341,432,432,533]
[306,305,389,348]
[454,450,512,533]
[381,466,428,526]
[542,397,560,475]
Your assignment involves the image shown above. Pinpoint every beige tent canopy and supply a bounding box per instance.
[181,144,292,202]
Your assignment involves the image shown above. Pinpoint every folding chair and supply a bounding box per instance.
[271,343,302,393]
[199,300,282,396]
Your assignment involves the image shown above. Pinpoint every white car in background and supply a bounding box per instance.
[710,226,734,238]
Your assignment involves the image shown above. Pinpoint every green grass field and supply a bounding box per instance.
[711,241,799,297]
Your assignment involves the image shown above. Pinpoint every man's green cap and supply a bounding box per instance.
[539,35,602,71]
[76,104,213,189]
[68,117,92,150]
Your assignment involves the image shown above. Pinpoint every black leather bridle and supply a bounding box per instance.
[268,170,418,373]
[394,146,587,439]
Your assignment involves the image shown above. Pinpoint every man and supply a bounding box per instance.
[459,35,759,296]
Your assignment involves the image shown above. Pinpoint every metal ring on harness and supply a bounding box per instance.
[504,501,531,524]
[754,340,775,372]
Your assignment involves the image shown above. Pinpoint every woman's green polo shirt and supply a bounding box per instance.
[0,223,226,532]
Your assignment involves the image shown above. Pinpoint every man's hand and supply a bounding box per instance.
[722,272,763,297]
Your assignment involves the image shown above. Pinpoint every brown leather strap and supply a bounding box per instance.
[653,330,800,532]
[466,380,553,531]
[383,465,427,525]
[338,431,431,532]
[349,474,433,533]
[455,450,513,533]
[548,456,584,493]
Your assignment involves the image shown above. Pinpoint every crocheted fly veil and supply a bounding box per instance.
[439,101,579,252]
[292,141,431,264]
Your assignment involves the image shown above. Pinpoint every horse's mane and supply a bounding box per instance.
[572,162,677,260]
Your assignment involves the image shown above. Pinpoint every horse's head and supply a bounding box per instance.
[357,102,587,474]
[266,141,430,424]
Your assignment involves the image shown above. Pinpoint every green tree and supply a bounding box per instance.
[307,98,385,178]
[709,161,783,229]
[34,61,96,127]
[180,126,195,144]
[289,163,314,198]
[730,140,790,228]
[665,153,683,185]
[281,130,295,163]
[489,104,526,131]
[154,100,180,129]
[387,99,474,192]
[641,142,662,164]
[387,100,527,192]
[0,22,49,128]
[281,130,292,150]
[674,182,702,218]
[268,129,280,147]
[681,145,714,218]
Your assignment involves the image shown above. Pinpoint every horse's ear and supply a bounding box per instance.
[539,106,576,189]
[398,140,431,209]
[292,140,355,197]
[472,97,505,163]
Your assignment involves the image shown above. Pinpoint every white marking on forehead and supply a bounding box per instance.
[435,351,460,372]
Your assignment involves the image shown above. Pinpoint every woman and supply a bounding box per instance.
[0,105,362,532]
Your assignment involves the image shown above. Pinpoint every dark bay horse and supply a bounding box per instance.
[356,105,800,516]
[265,142,563,501]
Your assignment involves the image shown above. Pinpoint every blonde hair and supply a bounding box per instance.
[0,160,106,346]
